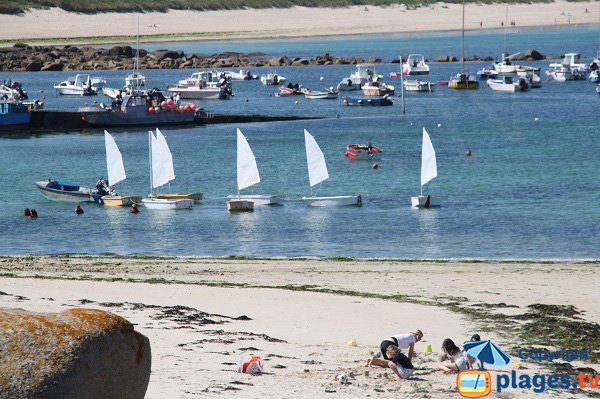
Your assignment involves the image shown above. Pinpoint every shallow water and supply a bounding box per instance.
[1,26,599,258]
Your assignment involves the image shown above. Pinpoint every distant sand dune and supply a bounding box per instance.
[1,2,599,44]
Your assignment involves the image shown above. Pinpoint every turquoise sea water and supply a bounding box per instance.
[1,26,599,258]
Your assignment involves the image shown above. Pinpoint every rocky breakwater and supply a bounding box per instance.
[1,43,383,72]
[0,307,151,399]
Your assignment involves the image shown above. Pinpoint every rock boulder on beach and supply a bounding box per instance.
[0,307,151,399]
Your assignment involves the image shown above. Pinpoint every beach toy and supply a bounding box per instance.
[347,339,357,347]
[424,343,432,353]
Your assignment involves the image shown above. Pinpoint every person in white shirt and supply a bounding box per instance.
[380,330,423,360]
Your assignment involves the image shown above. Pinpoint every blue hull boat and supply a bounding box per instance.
[0,101,31,128]
[342,96,393,106]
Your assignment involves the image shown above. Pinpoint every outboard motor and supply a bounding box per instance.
[95,178,116,197]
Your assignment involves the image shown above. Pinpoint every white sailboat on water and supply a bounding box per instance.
[302,129,362,207]
[411,128,441,208]
[227,128,283,211]
[102,130,142,207]
[142,129,193,209]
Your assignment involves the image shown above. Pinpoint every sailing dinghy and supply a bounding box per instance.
[227,128,283,211]
[301,129,362,207]
[102,130,142,206]
[141,129,193,210]
[411,128,441,208]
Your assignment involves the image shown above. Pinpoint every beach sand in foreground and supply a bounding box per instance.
[0,257,598,398]
[1,2,599,44]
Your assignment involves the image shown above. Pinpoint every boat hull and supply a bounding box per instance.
[35,180,95,202]
[141,198,193,209]
[345,144,383,160]
[81,109,195,127]
[227,199,254,212]
[0,111,30,127]
[342,97,393,106]
[101,195,143,207]
[149,193,202,202]
[226,194,283,205]
[403,81,435,92]
[449,80,479,89]
[168,88,227,100]
[411,195,441,208]
[302,195,362,207]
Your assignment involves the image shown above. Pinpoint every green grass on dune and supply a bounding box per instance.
[1,0,560,15]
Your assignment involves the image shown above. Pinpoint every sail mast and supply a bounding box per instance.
[148,130,153,195]
[461,0,465,74]
[503,5,508,59]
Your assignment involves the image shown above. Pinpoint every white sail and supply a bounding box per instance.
[104,130,126,186]
[155,128,176,183]
[150,130,174,189]
[236,128,261,191]
[420,127,437,187]
[304,129,329,187]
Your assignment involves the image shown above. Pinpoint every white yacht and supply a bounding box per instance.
[403,54,430,75]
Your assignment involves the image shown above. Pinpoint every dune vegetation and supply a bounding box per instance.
[1,0,558,15]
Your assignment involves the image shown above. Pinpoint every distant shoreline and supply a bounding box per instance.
[1,2,598,46]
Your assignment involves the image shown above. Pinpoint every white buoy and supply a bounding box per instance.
[320,76,325,81]
[534,117,539,121]
[437,123,442,127]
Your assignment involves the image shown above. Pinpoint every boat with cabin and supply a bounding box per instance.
[337,63,379,91]
[403,54,430,75]
[486,75,529,92]
[35,178,110,203]
[260,71,286,86]
[361,80,395,96]
[170,70,232,99]
[449,1,479,90]
[54,74,104,95]
[0,100,32,128]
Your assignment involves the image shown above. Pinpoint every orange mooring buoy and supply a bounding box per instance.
[372,163,379,170]
[466,149,472,157]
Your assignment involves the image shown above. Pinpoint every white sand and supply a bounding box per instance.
[1,2,598,44]
[0,257,597,398]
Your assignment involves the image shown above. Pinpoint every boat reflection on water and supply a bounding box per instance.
[413,206,441,255]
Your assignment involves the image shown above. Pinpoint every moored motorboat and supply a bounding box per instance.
[449,73,479,89]
[170,70,232,99]
[35,179,108,203]
[403,54,430,75]
[476,68,499,80]
[54,74,104,95]
[304,88,338,99]
[545,64,572,82]
[403,80,435,92]
[361,80,395,96]
[226,69,258,80]
[486,75,529,92]
[517,70,541,88]
[342,96,393,106]
[344,144,383,160]
[260,71,286,86]
[0,99,32,128]
[337,63,379,91]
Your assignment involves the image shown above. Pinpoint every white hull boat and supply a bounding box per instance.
[169,84,227,100]
[517,71,541,88]
[303,129,362,208]
[260,72,286,86]
[302,195,362,207]
[304,89,338,99]
[486,75,528,92]
[545,64,573,82]
[226,194,283,205]
[362,81,394,96]
[411,128,440,208]
[145,128,195,210]
[226,69,258,80]
[54,74,103,95]
[403,54,430,75]
[337,63,379,91]
[229,129,280,211]
[142,198,193,209]
[403,80,435,92]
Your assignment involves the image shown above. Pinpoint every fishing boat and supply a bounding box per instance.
[403,54,430,75]
[486,75,529,92]
[277,84,305,96]
[560,53,589,79]
[141,129,194,210]
[0,80,27,100]
[411,128,440,208]
[80,91,197,127]
[260,71,286,86]
[227,129,283,211]
[226,69,258,80]
[342,96,393,106]
[54,74,104,95]
[337,63,379,91]
[35,179,109,203]
[101,130,142,207]
[403,80,435,92]
[344,143,383,160]
[0,100,31,128]
[302,129,362,207]
[449,0,479,90]
[517,70,542,88]
[304,88,338,99]
[361,80,395,96]
[545,63,573,82]
[170,70,232,99]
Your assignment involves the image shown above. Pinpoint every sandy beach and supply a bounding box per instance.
[1,256,598,398]
[1,2,598,44]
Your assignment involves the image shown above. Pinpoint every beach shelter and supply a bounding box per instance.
[463,340,511,366]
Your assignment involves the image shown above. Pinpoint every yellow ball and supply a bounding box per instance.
[294,100,299,105]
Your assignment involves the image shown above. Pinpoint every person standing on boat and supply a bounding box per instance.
[379,330,423,361]
[115,95,122,112]
[173,92,181,105]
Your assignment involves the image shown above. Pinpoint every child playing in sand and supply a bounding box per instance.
[365,345,414,380]
[379,330,423,360]
[438,338,475,374]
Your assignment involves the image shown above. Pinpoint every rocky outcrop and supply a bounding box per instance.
[0,307,151,399]
[0,43,549,71]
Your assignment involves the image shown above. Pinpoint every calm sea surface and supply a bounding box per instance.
[1,26,598,258]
